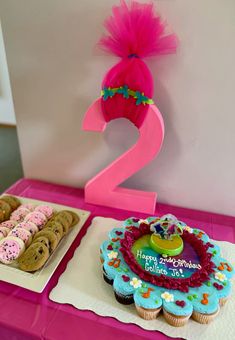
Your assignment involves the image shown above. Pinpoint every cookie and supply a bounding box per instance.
[25,211,47,229]
[33,229,58,252]
[52,211,73,230]
[0,220,17,230]
[17,221,39,236]
[0,195,21,211]
[31,236,50,250]
[0,226,10,240]
[0,211,4,223]
[0,226,11,237]
[20,203,35,212]
[0,236,25,264]
[65,210,80,227]
[35,205,54,219]
[10,207,30,222]
[9,227,32,247]
[45,219,68,236]
[45,222,63,241]
[18,242,49,272]
[0,200,12,222]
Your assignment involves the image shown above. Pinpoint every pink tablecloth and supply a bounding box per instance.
[0,179,235,340]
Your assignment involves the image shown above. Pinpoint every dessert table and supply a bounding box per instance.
[1,178,235,340]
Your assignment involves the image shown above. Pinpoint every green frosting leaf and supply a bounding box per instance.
[101,86,154,106]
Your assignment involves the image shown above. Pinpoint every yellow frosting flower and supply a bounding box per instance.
[130,277,142,289]
[215,272,227,282]
[107,251,118,259]
[184,226,193,233]
[138,219,149,225]
[161,291,174,302]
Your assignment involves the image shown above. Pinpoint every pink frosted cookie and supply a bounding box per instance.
[20,203,35,212]
[0,220,17,230]
[16,221,38,236]
[0,236,25,264]
[0,226,11,237]
[35,205,54,219]
[9,228,32,247]
[10,208,30,222]
[25,212,47,229]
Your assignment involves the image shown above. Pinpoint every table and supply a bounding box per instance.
[1,179,235,340]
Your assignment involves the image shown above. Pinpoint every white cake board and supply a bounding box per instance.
[49,217,235,340]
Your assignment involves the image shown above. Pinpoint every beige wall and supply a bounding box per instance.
[0,0,235,216]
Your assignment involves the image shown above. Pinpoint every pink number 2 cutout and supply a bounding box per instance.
[82,97,164,214]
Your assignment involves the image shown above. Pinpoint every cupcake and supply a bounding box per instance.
[192,309,220,324]
[102,249,122,286]
[161,291,193,327]
[204,271,232,307]
[100,240,113,264]
[103,267,114,285]
[113,274,140,305]
[134,284,162,320]
[189,287,220,324]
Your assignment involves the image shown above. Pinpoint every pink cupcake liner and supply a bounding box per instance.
[163,309,191,327]
[135,304,161,320]
[192,308,220,324]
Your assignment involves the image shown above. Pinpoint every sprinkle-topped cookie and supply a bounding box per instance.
[25,212,47,229]
[0,220,17,230]
[9,227,32,247]
[35,205,54,219]
[16,221,39,236]
[0,236,25,264]
[10,208,30,222]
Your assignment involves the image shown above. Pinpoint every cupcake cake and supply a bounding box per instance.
[161,291,193,327]
[134,284,162,320]
[100,215,234,326]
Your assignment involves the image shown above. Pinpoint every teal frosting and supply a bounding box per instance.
[204,274,232,299]
[162,290,193,316]
[192,228,210,243]
[187,287,219,314]
[134,284,162,309]
[207,242,221,258]
[113,273,136,295]
[122,217,139,227]
[212,257,235,279]
[100,216,234,316]
[122,217,157,228]
[100,240,110,254]
[103,251,128,280]
[108,227,125,241]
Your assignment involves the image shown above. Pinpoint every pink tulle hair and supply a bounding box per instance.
[99,0,178,128]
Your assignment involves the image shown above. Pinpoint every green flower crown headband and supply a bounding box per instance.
[101,85,154,106]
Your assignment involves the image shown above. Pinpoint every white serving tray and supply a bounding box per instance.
[0,196,91,293]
